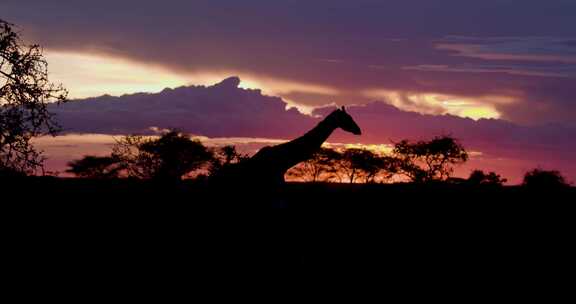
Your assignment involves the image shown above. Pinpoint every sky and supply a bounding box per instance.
[3,1,576,183]
[4,0,576,125]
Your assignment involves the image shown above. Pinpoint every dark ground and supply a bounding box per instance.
[3,177,575,298]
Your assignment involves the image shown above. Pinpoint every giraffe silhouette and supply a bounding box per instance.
[214,107,361,186]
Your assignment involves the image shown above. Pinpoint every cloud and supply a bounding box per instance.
[403,64,576,78]
[44,51,193,98]
[51,77,576,157]
[50,77,318,138]
[436,36,576,63]
[45,50,339,114]
[362,89,517,120]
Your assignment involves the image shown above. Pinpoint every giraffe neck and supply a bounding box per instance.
[302,117,338,148]
[287,115,338,160]
[247,113,340,180]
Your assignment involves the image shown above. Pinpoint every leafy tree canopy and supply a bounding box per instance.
[1,19,67,175]
[523,169,570,189]
[393,135,468,182]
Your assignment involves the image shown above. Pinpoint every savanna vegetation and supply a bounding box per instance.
[1,18,573,204]
[61,131,573,192]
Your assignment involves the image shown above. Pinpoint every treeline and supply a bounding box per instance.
[66,131,243,181]
[65,130,572,189]
[287,136,470,184]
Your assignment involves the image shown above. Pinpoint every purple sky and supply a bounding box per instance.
[4,0,576,125]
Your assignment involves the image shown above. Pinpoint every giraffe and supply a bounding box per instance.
[223,106,362,185]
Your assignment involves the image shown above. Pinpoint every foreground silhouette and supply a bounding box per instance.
[213,107,361,186]
[5,172,576,299]
[0,19,68,175]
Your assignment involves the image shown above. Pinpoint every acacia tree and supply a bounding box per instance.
[377,156,402,183]
[66,155,124,179]
[393,136,468,182]
[1,19,67,175]
[338,148,385,183]
[111,130,213,181]
[209,145,249,176]
[523,169,570,189]
[287,147,342,182]
[467,170,507,186]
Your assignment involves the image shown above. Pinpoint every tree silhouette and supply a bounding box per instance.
[393,136,468,182]
[338,148,385,183]
[0,19,68,175]
[109,134,147,178]
[210,145,249,176]
[467,170,507,186]
[287,147,342,182]
[109,130,213,181]
[523,169,570,189]
[66,155,123,179]
[377,156,402,183]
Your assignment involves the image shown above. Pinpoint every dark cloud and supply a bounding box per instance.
[404,63,576,78]
[51,77,576,164]
[437,36,576,60]
[498,78,576,125]
[5,1,576,125]
[51,77,316,138]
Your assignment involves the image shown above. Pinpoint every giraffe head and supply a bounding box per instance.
[329,106,362,135]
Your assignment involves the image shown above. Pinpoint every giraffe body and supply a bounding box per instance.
[213,107,361,186]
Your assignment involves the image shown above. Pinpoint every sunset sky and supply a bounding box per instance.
[4,1,576,183]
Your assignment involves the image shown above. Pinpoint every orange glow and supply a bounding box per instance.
[45,51,191,98]
[363,89,518,120]
[44,50,338,114]
[323,142,394,155]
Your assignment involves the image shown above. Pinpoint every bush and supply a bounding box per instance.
[523,169,570,189]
